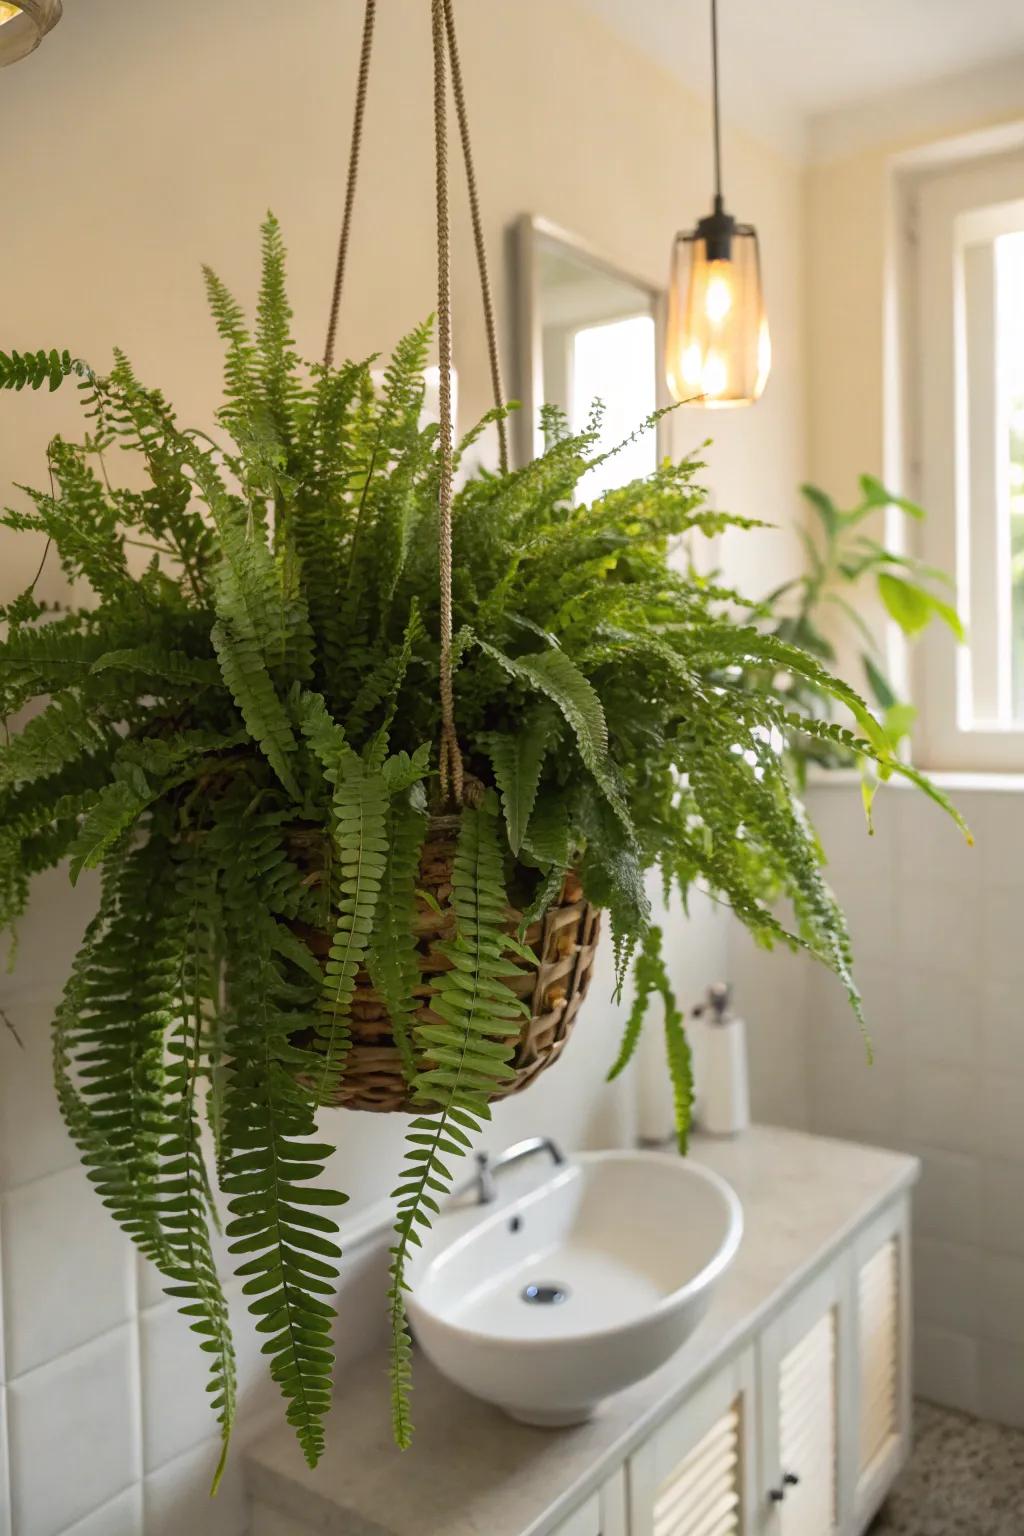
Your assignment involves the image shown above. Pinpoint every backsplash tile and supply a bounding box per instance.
[0,988,76,1194]
[739,781,1024,1428]
[2,1167,135,1379]
[7,1326,139,1536]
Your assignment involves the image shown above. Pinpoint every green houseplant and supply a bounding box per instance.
[0,220,965,1477]
[756,476,963,782]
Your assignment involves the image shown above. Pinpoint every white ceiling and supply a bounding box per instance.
[576,0,1024,158]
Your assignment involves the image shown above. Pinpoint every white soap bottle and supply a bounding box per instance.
[691,983,750,1137]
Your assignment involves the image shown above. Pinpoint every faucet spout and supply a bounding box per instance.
[472,1136,566,1205]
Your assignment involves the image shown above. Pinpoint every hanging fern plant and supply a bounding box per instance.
[0,219,966,1476]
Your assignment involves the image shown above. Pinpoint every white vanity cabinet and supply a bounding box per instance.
[244,1132,918,1536]
[620,1192,911,1536]
[627,1349,757,1536]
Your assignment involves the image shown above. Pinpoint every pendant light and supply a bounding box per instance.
[0,0,61,67]
[666,0,771,408]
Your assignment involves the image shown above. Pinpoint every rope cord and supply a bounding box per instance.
[323,0,376,368]
[322,0,510,804]
[431,0,464,805]
[442,0,509,474]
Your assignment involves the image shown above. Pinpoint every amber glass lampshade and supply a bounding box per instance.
[666,199,771,408]
[0,0,62,67]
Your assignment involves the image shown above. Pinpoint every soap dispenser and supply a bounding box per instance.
[691,983,750,1136]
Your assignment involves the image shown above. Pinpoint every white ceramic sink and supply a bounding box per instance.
[406,1150,743,1427]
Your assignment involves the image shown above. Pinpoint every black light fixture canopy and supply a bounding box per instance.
[666,0,771,408]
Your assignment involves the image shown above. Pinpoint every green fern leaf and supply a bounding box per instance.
[211,618,301,799]
[479,706,556,855]
[367,792,428,1082]
[0,348,91,392]
[388,795,527,1446]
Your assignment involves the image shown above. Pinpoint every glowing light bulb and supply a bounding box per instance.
[704,270,733,325]
[0,4,22,23]
[702,352,728,398]
[681,343,704,389]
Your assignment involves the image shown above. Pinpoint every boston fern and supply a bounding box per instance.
[0,218,964,1476]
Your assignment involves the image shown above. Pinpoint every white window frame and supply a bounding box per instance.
[898,139,1024,770]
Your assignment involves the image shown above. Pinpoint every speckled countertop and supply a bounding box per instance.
[246,1126,918,1536]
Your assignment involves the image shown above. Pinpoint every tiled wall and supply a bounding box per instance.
[734,778,1024,1430]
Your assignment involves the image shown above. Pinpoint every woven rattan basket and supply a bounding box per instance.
[291,814,601,1113]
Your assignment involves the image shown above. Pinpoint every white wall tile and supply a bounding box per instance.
[913,1238,982,1335]
[7,1327,139,1536]
[2,1167,134,1379]
[896,878,981,984]
[895,787,985,889]
[981,1159,1024,1258]
[0,1385,11,1536]
[980,983,1024,1077]
[905,1062,984,1156]
[60,1485,143,1536]
[898,968,978,1069]
[978,1340,1024,1429]
[141,1281,288,1474]
[982,883,1024,988]
[982,1072,1024,1163]
[139,1303,225,1473]
[143,1438,247,1536]
[980,1253,1024,1346]
[913,1325,979,1415]
[909,1146,983,1247]
[0,989,76,1194]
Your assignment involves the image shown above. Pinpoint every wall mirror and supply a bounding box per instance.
[513,215,668,492]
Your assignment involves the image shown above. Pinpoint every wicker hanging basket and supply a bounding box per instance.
[292,815,601,1113]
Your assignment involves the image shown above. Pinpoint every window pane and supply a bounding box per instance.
[571,314,657,503]
[998,230,1024,719]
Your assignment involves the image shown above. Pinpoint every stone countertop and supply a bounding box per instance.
[246,1126,918,1536]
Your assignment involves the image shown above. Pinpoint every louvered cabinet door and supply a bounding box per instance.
[759,1263,844,1536]
[627,1348,757,1536]
[852,1200,912,1533]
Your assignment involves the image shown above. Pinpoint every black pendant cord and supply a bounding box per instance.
[711,0,723,207]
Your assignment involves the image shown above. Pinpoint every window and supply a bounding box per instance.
[570,314,657,502]
[911,147,1024,769]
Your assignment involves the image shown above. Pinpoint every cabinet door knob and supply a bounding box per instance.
[783,1472,800,1487]
[769,1472,800,1502]
[769,1488,785,1503]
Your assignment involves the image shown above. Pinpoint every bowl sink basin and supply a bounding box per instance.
[406,1150,743,1427]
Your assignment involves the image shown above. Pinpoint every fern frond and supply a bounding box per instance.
[388,795,527,1446]
[316,754,389,1098]
[0,348,91,392]
[211,618,301,800]
[475,639,634,837]
[478,705,557,855]
[367,792,428,1082]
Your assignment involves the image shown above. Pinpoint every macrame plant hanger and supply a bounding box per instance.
[322,0,509,809]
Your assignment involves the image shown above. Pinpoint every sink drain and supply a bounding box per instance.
[521,1282,569,1306]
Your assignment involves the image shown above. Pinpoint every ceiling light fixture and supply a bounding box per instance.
[0,0,61,67]
[665,0,771,408]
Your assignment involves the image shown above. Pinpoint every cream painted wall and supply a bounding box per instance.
[805,96,1024,499]
[0,5,807,1532]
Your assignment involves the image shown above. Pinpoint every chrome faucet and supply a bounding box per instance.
[471,1136,566,1205]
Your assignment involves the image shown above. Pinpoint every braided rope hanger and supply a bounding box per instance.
[323,0,509,807]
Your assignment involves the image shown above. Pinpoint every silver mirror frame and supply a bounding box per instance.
[512,213,670,471]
